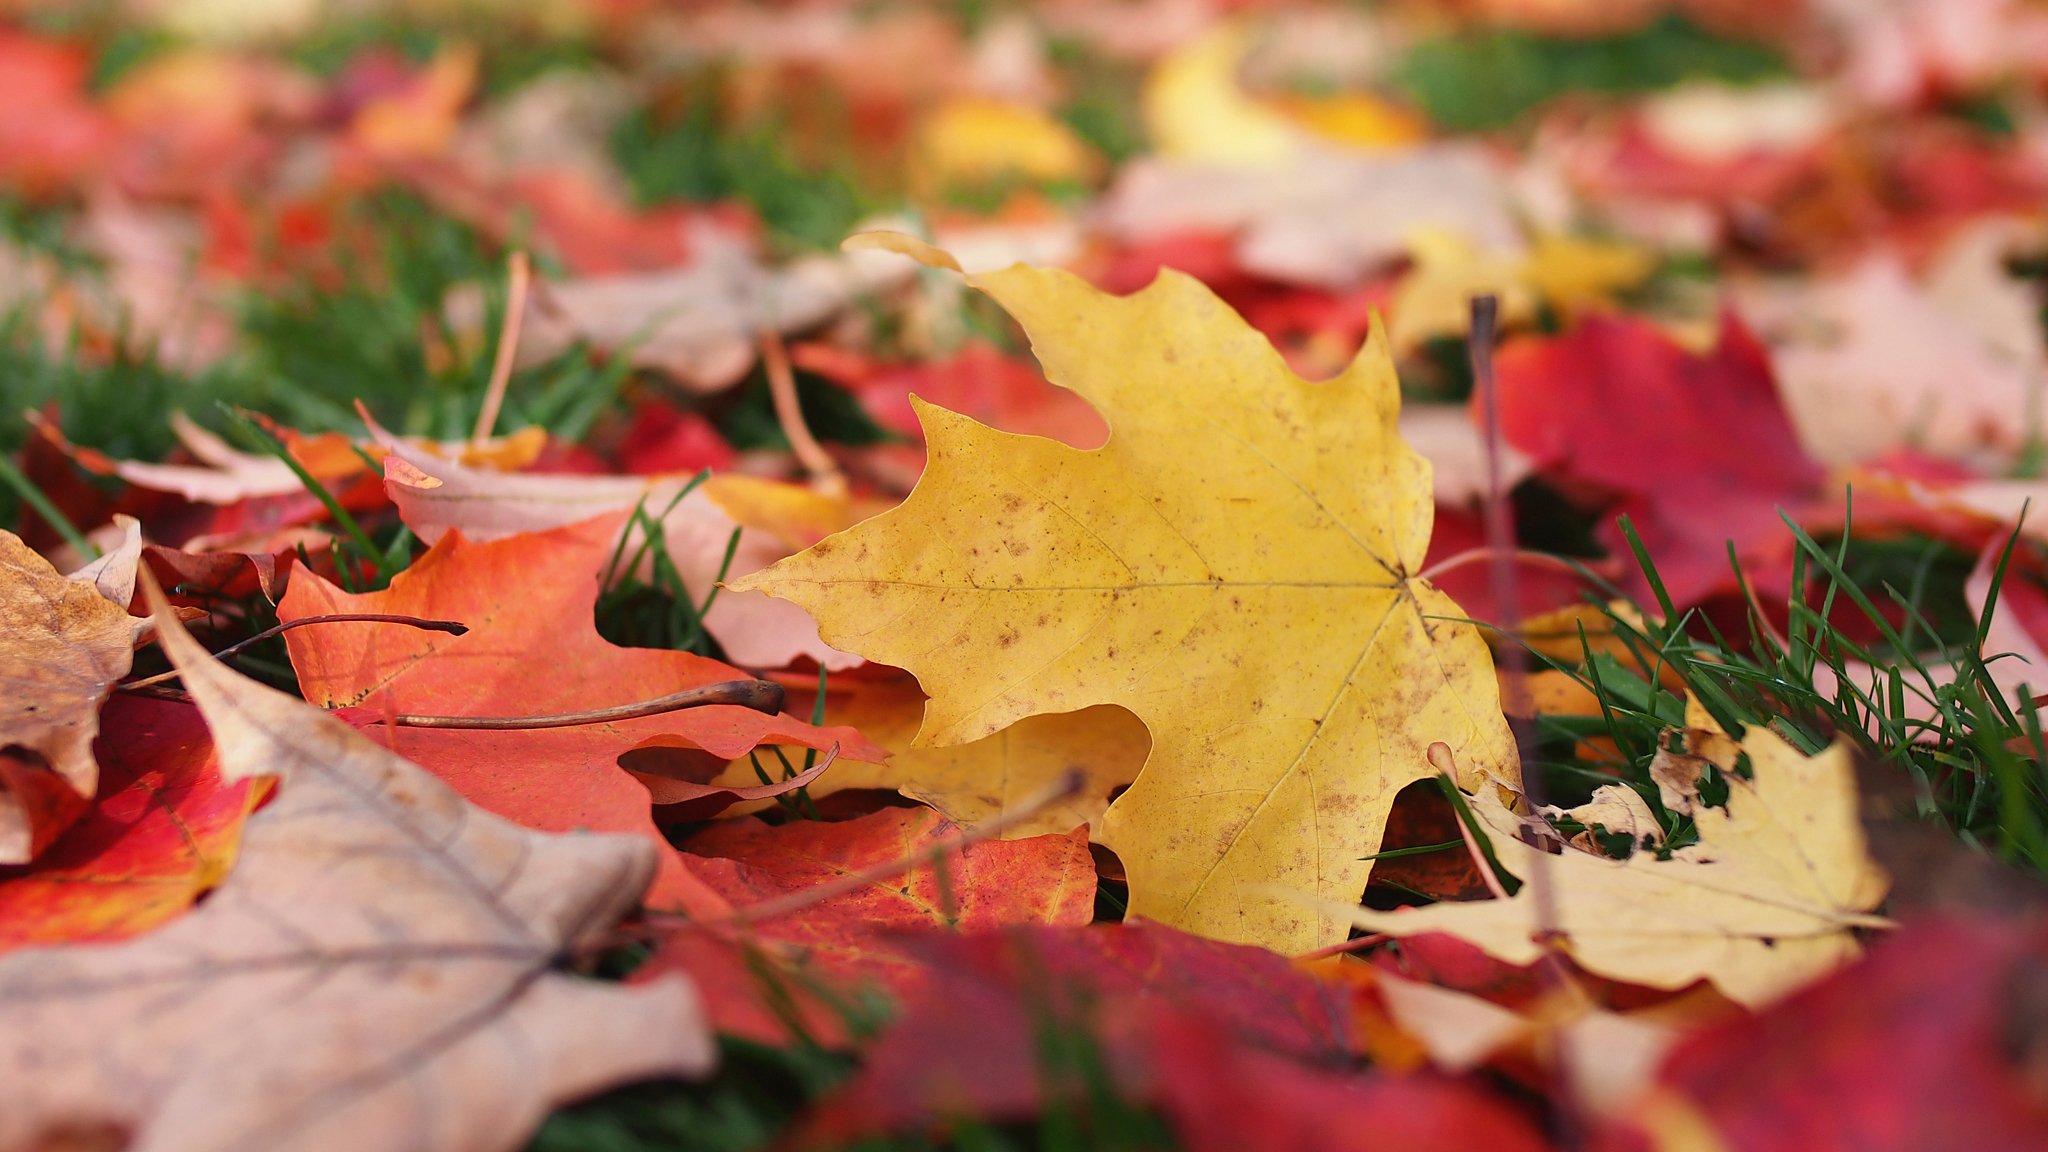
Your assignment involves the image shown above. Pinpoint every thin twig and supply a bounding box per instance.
[1417,546,1590,587]
[759,327,846,498]
[1472,294,1581,1149]
[471,250,531,449]
[657,769,1086,931]
[121,613,469,691]
[372,679,786,730]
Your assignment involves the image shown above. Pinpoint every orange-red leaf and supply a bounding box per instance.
[278,512,883,911]
[0,696,266,952]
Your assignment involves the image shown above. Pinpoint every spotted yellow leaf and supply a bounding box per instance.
[735,244,1517,952]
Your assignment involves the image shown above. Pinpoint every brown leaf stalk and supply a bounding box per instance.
[375,679,787,729]
[471,249,531,449]
[120,613,470,691]
[760,327,847,498]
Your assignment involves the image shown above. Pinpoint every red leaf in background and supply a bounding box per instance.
[794,924,1550,1151]
[503,170,699,276]
[1144,1012,1553,1152]
[812,341,1106,448]
[1607,915,2048,1152]
[797,340,1109,493]
[1491,313,1824,608]
[0,697,266,952]
[277,513,883,911]
[635,808,1095,1042]
[1421,507,1610,627]
[616,402,738,476]
[1080,231,1394,375]
[0,30,111,197]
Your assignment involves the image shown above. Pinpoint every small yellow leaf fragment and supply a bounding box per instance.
[1143,23,1304,165]
[841,231,964,273]
[913,98,1101,192]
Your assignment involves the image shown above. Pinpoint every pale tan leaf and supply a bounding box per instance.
[0,586,713,1152]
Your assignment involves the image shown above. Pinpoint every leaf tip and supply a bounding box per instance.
[842,230,963,273]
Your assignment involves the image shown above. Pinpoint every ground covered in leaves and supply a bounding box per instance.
[3,1,2048,1149]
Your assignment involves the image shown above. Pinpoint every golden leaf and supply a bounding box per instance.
[1351,722,1890,1007]
[736,245,1516,952]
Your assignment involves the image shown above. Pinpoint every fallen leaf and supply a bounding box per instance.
[0,29,111,196]
[1544,783,1664,852]
[0,695,266,952]
[793,924,1550,1151]
[1739,241,2048,468]
[1368,968,1683,1120]
[0,581,712,1152]
[911,97,1100,192]
[278,512,883,911]
[638,807,1096,1040]
[1619,914,2048,1151]
[1142,24,1309,165]
[1140,1010,1554,1152]
[1352,722,1890,1007]
[1097,144,1526,289]
[1492,312,1825,607]
[1399,405,1535,510]
[499,222,916,392]
[1388,227,1540,353]
[369,430,858,671]
[0,529,148,862]
[791,921,1357,1137]
[30,409,383,514]
[738,244,1516,952]
[712,674,1148,838]
[684,806,1097,980]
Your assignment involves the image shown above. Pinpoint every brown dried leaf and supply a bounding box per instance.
[0,583,713,1152]
[0,528,144,862]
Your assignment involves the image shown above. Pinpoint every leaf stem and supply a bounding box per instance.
[374,679,787,729]
[121,613,470,690]
[471,250,531,448]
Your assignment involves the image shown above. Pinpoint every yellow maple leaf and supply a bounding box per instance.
[1350,721,1890,1007]
[736,239,1517,952]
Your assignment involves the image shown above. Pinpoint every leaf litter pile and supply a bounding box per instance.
[3,2,2048,1149]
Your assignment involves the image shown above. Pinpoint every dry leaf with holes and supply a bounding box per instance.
[713,674,1149,837]
[0,588,712,1152]
[737,237,1515,953]
[1352,723,1890,1007]
[0,528,148,862]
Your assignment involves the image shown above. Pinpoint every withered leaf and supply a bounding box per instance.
[0,585,712,1152]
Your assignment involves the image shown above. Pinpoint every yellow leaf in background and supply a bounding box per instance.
[1270,91,1426,151]
[1143,24,1304,165]
[714,675,1149,839]
[141,0,319,41]
[737,240,1516,953]
[912,98,1101,192]
[1390,230,1656,351]
[1520,233,1658,318]
[703,473,862,551]
[1351,722,1890,1007]
[1389,228,1537,352]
